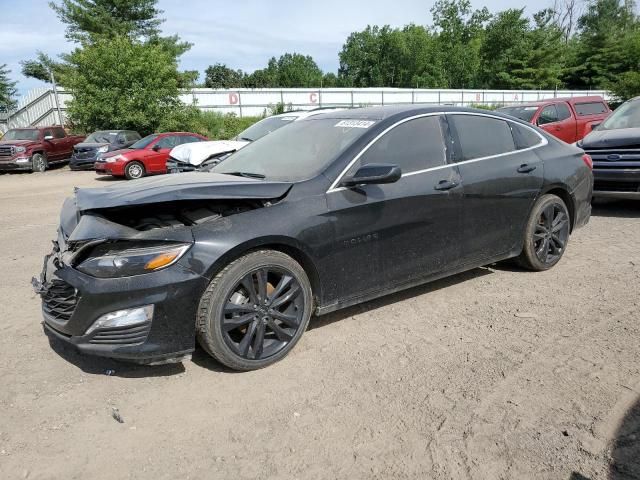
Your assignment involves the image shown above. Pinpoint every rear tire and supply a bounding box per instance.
[516,194,571,271]
[196,250,313,371]
[31,153,47,173]
[124,161,145,180]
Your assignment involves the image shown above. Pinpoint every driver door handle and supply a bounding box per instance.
[434,179,458,191]
[517,164,537,174]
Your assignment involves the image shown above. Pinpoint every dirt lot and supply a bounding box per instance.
[0,167,638,480]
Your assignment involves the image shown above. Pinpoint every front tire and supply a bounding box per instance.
[31,153,47,173]
[124,161,145,180]
[517,194,571,271]
[196,250,313,371]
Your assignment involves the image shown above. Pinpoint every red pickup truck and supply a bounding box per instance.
[497,96,611,144]
[0,126,85,172]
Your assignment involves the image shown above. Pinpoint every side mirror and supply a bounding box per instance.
[43,135,54,141]
[152,144,162,151]
[340,163,402,187]
[589,122,601,132]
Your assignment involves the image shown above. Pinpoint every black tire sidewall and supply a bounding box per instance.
[520,194,570,271]
[198,250,313,371]
[125,161,144,180]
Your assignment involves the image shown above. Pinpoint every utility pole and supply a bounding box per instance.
[49,68,63,127]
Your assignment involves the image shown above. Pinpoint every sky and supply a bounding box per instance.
[1,0,553,98]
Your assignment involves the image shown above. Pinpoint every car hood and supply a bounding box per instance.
[74,142,110,149]
[170,140,249,166]
[581,128,640,149]
[74,172,293,211]
[0,139,37,147]
[100,148,135,159]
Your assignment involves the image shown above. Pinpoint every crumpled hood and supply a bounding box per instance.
[74,172,293,211]
[169,140,249,166]
[581,128,640,149]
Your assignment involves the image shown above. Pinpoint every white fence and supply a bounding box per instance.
[1,87,611,132]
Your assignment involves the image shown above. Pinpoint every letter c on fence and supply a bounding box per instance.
[229,93,239,105]
[310,92,318,104]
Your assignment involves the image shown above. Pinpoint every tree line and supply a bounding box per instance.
[1,0,638,135]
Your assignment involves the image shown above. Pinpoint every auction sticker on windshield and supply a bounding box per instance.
[334,120,376,128]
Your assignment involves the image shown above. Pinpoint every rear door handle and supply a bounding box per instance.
[434,179,458,191]
[517,164,536,174]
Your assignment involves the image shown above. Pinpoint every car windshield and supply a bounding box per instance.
[129,134,159,149]
[2,129,39,141]
[236,115,298,142]
[598,100,640,130]
[497,106,539,122]
[85,131,118,143]
[212,118,370,181]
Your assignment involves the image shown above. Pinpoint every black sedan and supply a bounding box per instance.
[35,106,593,371]
[69,130,141,170]
[578,96,640,199]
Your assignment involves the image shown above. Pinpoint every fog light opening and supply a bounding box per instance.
[85,305,154,335]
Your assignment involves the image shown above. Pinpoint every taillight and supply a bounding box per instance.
[582,154,593,170]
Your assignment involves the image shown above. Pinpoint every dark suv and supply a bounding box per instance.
[69,130,141,171]
[578,97,640,198]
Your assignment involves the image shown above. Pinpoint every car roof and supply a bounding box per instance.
[500,96,607,108]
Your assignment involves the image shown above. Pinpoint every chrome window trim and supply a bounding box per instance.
[326,111,548,194]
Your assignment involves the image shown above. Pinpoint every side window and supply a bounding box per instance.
[538,105,559,125]
[127,132,141,142]
[575,102,608,116]
[449,115,516,161]
[351,116,446,175]
[510,122,543,149]
[556,103,572,121]
[180,135,203,144]
[42,129,53,139]
[53,127,66,138]
[155,136,180,149]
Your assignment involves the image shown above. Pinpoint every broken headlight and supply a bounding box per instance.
[76,243,191,278]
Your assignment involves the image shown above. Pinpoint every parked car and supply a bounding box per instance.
[497,96,611,144]
[95,132,208,179]
[577,96,640,199]
[167,109,344,173]
[35,106,592,370]
[0,126,85,172]
[69,130,141,171]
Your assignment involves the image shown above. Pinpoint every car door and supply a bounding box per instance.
[554,102,576,143]
[537,104,572,142]
[146,135,180,173]
[41,128,58,161]
[52,127,70,160]
[326,115,465,302]
[447,113,544,265]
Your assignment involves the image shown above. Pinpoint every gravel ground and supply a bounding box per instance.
[0,168,639,480]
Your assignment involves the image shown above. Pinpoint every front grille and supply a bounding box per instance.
[42,278,79,322]
[0,146,13,160]
[594,181,640,193]
[73,148,97,160]
[89,323,151,345]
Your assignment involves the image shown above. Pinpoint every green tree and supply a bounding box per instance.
[204,63,245,88]
[274,53,323,87]
[63,36,183,134]
[0,64,18,111]
[321,72,338,87]
[431,0,490,88]
[50,0,163,42]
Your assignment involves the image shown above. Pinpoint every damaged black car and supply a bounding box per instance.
[35,106,593,371]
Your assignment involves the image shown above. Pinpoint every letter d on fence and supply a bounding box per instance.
[229,93,239,105]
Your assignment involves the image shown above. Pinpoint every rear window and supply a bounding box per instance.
[575,102,608,116]
[449,114,516,161]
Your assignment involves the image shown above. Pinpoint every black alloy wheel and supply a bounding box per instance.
[517,194,571,271]
[197,250,313,370]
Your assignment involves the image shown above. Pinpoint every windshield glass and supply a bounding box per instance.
[130,134,158,149]
[599,100,640,130]
[212,118,370,181]
[236,115,297,142]
[85,131,118,143]
[497,106,539,122]
[2,129,39,141]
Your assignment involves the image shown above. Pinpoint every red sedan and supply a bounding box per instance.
[95,132,208,179]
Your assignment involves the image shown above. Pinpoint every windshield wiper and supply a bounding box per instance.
[238,137,254,142]
[222,171,266,179]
